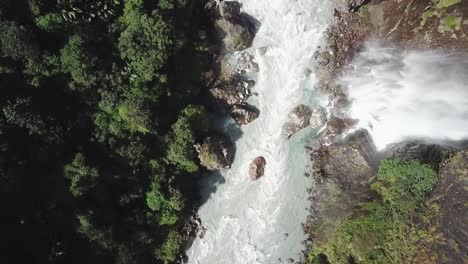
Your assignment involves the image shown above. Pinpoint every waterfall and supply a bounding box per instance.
[186,0,331,263]
[343,42,468,150]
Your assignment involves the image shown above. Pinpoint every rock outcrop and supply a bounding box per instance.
[198,135,234,170]
[213,1,255,51]
[249,156,266,180]
[282,105,312,139]
[381,142,454,170]
[230,104,259,125]
[311,129,376,185]
[209,78,255,107]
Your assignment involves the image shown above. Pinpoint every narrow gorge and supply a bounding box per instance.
[186,0,468,264]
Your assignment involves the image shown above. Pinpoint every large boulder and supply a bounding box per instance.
[249,156,266,180]
[310,106,327,129]
[311,129,376,186]
[214,1,255,51]
[282,105,312,139]
[209,79,254,107]
[230,104,259,125]
[198,135,234,170]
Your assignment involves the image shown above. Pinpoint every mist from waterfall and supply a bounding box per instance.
[343,42,468,149]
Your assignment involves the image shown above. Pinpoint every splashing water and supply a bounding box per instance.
[186,0,331,263]
[343,42,468,150]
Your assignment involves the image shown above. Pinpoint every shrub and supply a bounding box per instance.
[314,159,438,264]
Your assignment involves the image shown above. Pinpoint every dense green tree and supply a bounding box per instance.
[155,230,183,264]
[35,13,65,32]
[119,5,171,83]
[78,214,115,250]
[0,20,38,60]
[64,153,99,197]
[166,105,208,172]
[60,34,97,87]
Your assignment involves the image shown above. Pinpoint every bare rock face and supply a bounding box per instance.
[310,107,327,129]
[282,105,312,139]
[311,129,376,185]
[230,104,259,125]
[199,135,234,171]
[249,156,266,180]
[381,142,454,170]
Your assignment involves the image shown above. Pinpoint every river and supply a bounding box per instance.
[186,0,332,263]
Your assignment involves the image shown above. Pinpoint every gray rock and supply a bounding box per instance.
[310,106,327,129]
[249,156,266,180]
[311,129,377,186]
[230,104,259,125]
[236,51,259,73]
[381,142,454,170]
[282,105,312,139]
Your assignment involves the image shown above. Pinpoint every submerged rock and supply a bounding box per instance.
[282,105,312,139]
[199,135,234,170]
[230,104,259,125]
[249,156,266,180]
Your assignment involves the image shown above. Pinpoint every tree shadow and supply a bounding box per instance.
[197,170,226,206]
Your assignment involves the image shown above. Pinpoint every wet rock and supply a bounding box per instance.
[249,156,266,180]
[236,51,259,73]
[230,104,259,125]
[310,106,327,129]
[311,129,376,185]
[209,79,255,107]
[282,105,312,139]
[199,135,234,170]
[324,115,357,137]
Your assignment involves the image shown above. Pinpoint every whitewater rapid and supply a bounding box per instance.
[186,1,331,263]
[343,42,468,149]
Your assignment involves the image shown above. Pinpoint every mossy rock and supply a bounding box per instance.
[199,135,234,170]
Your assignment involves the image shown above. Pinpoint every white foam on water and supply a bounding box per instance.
[186,1,332,263]
[343,42,468,150]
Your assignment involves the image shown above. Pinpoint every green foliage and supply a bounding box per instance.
[64,153,99,197]
[314,159,438,264]
[116,98,151,134]
[2,98,47,136]
[0,20,38,60]
[166,105,208,172]
[60,34,96,87]
[146,162,184,226]
[78,214,115,250]
[438,15,462,33]
[118,7,171,83]
[371,159,438,204]
[35,13,65,32]
[155,230,183,264]
[434,0,461,9]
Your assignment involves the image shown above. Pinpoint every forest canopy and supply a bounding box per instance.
[0,0,212,263]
